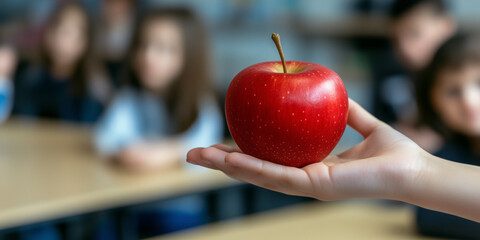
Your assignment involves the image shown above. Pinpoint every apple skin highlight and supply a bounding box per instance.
[225,61,348,168]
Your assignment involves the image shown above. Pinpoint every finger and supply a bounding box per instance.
[337,137,383,160]
[347,99,383,138]
[337,139,372,159]
[221,152,312,197]
[186,147,228,170]
[337,145,362,159]
[321,154,352,166]
[210,144,242,153]
[187,148,216,169]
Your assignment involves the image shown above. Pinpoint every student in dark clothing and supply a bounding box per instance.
[96,0,137,87]
[14,68,104,123]
[12,4,115,240]
[373,0,456,152]
[414,34,480,239]
[13,2,111,124]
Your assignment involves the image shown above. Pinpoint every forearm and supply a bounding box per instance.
[405,154,480,222]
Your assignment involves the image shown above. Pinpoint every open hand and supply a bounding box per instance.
[187,99,429,201]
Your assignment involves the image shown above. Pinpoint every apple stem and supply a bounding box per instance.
[271,33,287,73]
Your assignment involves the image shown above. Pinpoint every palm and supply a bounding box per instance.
[303,123,423,200]
[187,100,425,201]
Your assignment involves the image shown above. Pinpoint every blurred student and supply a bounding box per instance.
[13,2,111,124]
[96,0,136,85]
[414,34,480,239]
[94,8,223,236]
[373,0,456,152]
[0,43,17,123]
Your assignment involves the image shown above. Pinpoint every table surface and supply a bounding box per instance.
[155,200,446,240]
[0,119,237,230]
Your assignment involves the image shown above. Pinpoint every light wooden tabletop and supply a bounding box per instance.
[155,200,445,240]
[0,119,237,230]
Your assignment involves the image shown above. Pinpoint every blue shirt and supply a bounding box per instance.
[94,87,224,165]
[0,79,13,123]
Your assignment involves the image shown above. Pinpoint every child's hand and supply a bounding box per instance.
[117,140,183,172]
[187,99,429,201]
[189,100,480,222]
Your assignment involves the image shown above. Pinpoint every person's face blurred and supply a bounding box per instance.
[432,64,480,136]
[391,5,455,70]
[0,45,17,78]
[104,0,132,22]
[134,18,184,92]
[46,7,88,67]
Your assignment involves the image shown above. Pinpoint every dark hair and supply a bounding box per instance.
[40,2,95,96]
[124,7,212,133]
[416,33,480,139]
[389,0,447,20]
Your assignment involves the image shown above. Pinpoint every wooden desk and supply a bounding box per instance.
[155,200,445,240]
[0,119,237,230]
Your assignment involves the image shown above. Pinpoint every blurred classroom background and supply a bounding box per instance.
[1,0,480,239]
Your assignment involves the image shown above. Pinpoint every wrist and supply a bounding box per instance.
[397,150,438,204]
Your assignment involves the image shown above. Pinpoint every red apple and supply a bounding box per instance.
[225,60,348,167]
